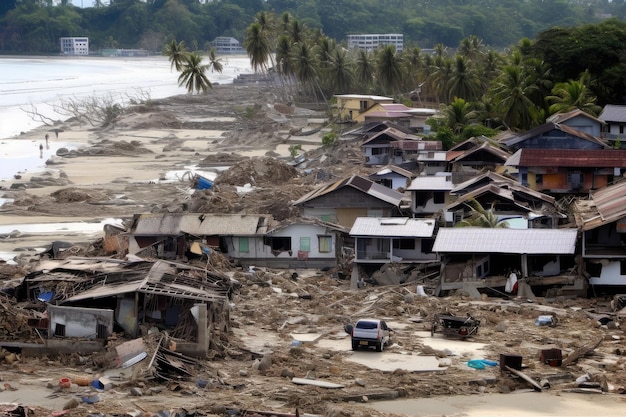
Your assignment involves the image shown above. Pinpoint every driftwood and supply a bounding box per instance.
[504,365,542,392]
[561,337,603,366]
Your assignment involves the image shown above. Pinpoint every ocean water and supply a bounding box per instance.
[0,54,253,181]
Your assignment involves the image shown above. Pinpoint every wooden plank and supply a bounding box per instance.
[292,377,345,389]
[504,365,542,392]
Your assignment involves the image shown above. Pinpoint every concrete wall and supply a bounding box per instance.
[48,305,113,339]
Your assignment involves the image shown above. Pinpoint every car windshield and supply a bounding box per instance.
[355,321,378,329]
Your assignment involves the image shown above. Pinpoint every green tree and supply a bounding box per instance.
[355,49,375,91]
[164,39,189,72]
[546,72,602,116]
[455,199,509,228]
[325,48,354,93]
[244,21,271,73]
[375,45,403,95]
[489,64,542,131]
[446,55,482,102]
[178,52,211,94]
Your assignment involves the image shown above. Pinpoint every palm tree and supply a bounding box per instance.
[355,49,375,91]
[489,64,541,131]
[178,52,211,94]
[244,22,271,74]
[275,34,296,87]
[376,45,403,95]
[292,41,321,99]
[440,97,479,134]
[326,48,354,93]
[546,72,602,116]
[446,55,482,102]
[455,198,509,228]
[164,39,188,72]
[207,48,223,74]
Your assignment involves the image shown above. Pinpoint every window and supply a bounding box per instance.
[433,191,445,204]
[318,236,332,253]
[300,237,310,251]
[263,236,291,251]
[393,239,415,250]
[421,238,435,253]
[372,147,388,155]
[621,261,626,276]
[239,237,249,253]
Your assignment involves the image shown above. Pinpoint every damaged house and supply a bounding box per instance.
[19,258,233,357]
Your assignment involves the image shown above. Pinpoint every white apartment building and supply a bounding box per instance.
[211,37,244,54]
[347,34,404,52]
[60,37,89,55]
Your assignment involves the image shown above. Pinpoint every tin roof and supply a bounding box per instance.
[546,109,604,125]
[370,165,415,179]
[433,228,578,254]
[334,94,394,101]
[293,175,406,207]
[575,180,626,231]
[444,183,557,214]
[407,174,454,191]
[505,149,626,167]
[350,217,435,237]
[599,105,626,123]
[130,213,271,236]
[447,141,511,162]
[501,123,608,148]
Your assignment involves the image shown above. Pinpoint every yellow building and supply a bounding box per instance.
[334,94,394,122]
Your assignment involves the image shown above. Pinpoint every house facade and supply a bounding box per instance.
[407,173,454,217]
[225,218,346,269]
[211,37,244,54]
[599,104,626,141]
[334,94,394,122]
[293,175,407,229]
[350,217,438,264]
[575,180,626,288]
[505,149,626,193]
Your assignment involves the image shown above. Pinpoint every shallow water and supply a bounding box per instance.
[0,54,252,181]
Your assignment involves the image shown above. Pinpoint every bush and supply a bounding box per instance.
[322,132,337,147]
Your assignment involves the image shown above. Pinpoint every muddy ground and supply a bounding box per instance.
[0,84,625,417]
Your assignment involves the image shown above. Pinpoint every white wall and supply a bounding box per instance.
[230,224,336,260]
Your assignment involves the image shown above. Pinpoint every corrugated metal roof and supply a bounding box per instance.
[505,149,626,167]
[407,174,454,191]
[444,183,556,213]
[448,142,511,163]
[575,180,626,230]
[599,105,626,123]
[293,175,405,207]
[350,217,435,237]
[371,165,415,179]
[547,109,604,125]
[502,123,608,148]
[131,213,270,236]
[432,228,578,254]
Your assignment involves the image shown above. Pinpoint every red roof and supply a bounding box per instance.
[508,149,626,167]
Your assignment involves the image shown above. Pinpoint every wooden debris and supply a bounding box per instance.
[561,337,603,366]
[504,365,542,392]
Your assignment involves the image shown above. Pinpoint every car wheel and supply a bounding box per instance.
[351,340,359,351]
[376,340,383,352]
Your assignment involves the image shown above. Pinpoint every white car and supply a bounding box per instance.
[348,318,392,352]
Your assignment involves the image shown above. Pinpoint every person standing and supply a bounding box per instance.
[45,133,49,149]
[39,143,43,159]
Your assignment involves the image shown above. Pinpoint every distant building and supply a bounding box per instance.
[60,37,89,55]
[101,49,150,57]
[347,34,404,52]
[211,37,244,54]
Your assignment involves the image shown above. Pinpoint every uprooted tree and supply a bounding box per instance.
[21,89,152,128]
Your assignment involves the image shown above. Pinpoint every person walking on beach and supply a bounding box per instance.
[45,133,49,149]
[39,143,43,159]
